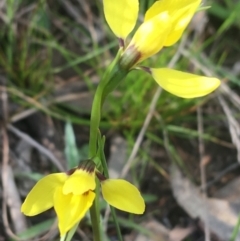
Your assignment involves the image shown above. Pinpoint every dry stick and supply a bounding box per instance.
[80,0,98,43]
[120,86,162,178]
[220,83,240,112]
[205,162,239,189]
[7,124,65,172]
[9,91,90,123]
[181,46,240,240]
[1,100,63,239]
[218,95,240,163]
[197,106,210,241]
[181,45,221,241]
[1,86,27,240]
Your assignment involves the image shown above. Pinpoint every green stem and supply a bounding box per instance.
[62,49,129,241]
[88,48,123,157]
[110,207,123,241]
[89,180,101,241]
[88,48,129,241]
[99,136,123,241]
[90,201,101,241]
[89,85,104,156]
[88,50,123,241]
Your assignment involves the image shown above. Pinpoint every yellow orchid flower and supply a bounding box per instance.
[21,160,145,236]
[104,0,200,61]
[103,0,221,98]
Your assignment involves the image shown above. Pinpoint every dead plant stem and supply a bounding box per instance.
[197,106,210,241]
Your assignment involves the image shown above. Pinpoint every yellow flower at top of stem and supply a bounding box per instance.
[21,160,145,236]
[103,0,139,39]
[103,0,200,64]
[103,0,221,98]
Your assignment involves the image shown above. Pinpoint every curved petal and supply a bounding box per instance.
[127,12,171,63]
[103,0,138,39]
[63,169,96,195]
[54,188,95,236]
[101,179,145,214]
[164,1,200,46]
[151,68,221,98]
[145,0,201,46]
[21,173,67,216]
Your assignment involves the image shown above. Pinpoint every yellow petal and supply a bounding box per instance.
[54,188,95,236]
[63,169,96,195]
[127,12,171,63]
[103,0,138,39]
[145,0,201,46]
[21,173,67,216]
[151,68,221,98]
[101,179,145,214]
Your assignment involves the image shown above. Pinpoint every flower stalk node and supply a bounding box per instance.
[118,38,125,48]
[78,159,96,173]
[119,45,141,70]
[138,66,151,74]
[95,171,107,182]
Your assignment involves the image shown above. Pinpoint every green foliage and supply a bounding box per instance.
[64,122,80,169]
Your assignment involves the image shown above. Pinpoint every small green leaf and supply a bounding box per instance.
[142,194,158,203]
[64,122,80,169]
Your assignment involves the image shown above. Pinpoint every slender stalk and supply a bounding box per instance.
[90,180,101,241]
[88,49,123,157]
[99,136,123,241]
[61,49,128,241]
[88,86,104,156]
[90,205,101,241]
[88,49,124,241]
[110,207,123,241]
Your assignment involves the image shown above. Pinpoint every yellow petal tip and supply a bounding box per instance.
[151,68,221,98]
[101,179,145,214]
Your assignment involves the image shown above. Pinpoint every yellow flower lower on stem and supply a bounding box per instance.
[103,0,221,98]
[21,160,145,236]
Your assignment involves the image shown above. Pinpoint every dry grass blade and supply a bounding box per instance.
[7,124,65,171]
[221,83,240,112]
[197,106,210,241]
[218,95,240,163]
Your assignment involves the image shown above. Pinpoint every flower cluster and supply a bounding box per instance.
[103,0,220,98]
[21,160,144,236]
